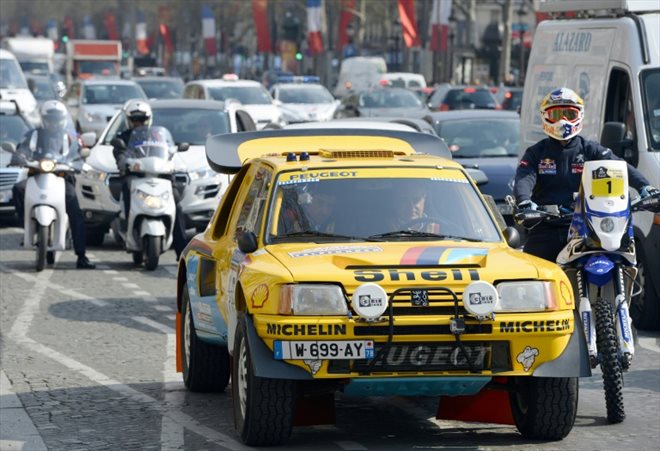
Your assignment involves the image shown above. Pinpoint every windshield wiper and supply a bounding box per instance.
[368,230,482,242]
[275,230,370,241]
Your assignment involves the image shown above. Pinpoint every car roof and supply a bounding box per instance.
[273,83,328,89]
[0,100,21,115]
[147,99,227,110]
[79,79,141,86]
[188,79,264,88]
[206,128,453,173]
[424,110,520,121]
[285,120,418,132]
[135,77,183,83]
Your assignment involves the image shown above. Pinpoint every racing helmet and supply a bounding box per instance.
[40,100,67,133]
[123,99,152,128]
[540,87,584,141]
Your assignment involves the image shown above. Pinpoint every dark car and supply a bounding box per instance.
[501,87,524,112]
[135,76,184,99]
[427,84,500,111]
[334,87,429,119]
[423,110,520,222]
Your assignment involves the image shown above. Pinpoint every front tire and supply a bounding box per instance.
[180,282,230,392]
[144,235,161,270]
[595,298,625,423]
[36,225,48,272]
[510,376,578,440]
[233,314,295,446]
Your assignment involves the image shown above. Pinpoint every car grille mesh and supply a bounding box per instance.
[0,172,19,191]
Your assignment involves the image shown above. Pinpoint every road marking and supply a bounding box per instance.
[113,276,128,281]
[638,336,660,353]
[154,305,173,312]
[0,370,48,451]
[133,290,151,296]
[4,267,250,451]
[133,316,175,335]
[104,269,119,274]
[164,266,178,276]
[122,282,140,289]
[166,314,176,321]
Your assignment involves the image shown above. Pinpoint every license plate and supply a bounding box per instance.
[274,340,374,360]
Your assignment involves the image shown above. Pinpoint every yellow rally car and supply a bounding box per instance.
[175,129,591,446]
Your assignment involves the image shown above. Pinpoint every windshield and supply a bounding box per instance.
[208,86,272,105]
[17,128,80,162]
[78,61,120,77]
[444,89,497,109]
[83,84,146,105]
[138,80,183,99]
[0,115,30,145]
[434,118,520,157]
[152,108,230,145]
[360,89,423,108]
[278,86,334,104]
[19,61,49,75]
[29,77,58,101]
[266,168,500,243]
[127,125,174,159]
[642,68,660,151]
[0,58,29,89]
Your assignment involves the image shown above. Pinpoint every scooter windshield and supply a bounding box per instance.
[25,129,80,163]
[127,126,175,160]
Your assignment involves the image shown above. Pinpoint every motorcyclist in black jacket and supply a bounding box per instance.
[514,87,657,261]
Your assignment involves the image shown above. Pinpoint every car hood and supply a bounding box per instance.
[361,107,427,118]
[243,104,280,122]
[265,242,539,288]
[279,103,337,121]
[81,104,123,117]
[86,143,207,173]
[455,156,517,201]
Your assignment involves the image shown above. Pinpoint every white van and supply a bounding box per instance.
[333,56,387,98]
[520,0,660,328]
[0,49,40,127]
[1,37,55,75]
[381,72,427,89]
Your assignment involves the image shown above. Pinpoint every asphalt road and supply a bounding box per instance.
[1,219,659,451]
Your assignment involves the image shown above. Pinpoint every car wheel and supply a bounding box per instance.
[510,376,578,440]
[232,313,295,446]
[180,281,230,392]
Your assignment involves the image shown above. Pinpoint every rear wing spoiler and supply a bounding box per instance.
[205,128,451,174]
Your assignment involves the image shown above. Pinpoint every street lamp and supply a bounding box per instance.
[516,2,528,86]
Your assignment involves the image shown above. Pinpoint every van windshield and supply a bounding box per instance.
[0,58,29,89]
[642,68,660,151]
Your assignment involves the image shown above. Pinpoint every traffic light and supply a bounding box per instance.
[295,51,303,61]
[61,35,69,44]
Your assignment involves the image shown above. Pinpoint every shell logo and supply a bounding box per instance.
[251,284,269,308]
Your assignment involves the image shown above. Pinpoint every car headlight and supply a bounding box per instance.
[82,165,106,182]
[188,168,216,181]
[495,281,555,312]
[39,160,56,172]
[135,189,169,209]
[279,284,348,315]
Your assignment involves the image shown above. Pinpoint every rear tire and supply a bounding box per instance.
[144,235,161,270]
[510,376,578,440]
[36,225,48,272]
[233,314,295,446]
[180,282,230,392]
[595,298,626,423]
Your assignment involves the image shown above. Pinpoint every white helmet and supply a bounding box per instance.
[123,99,152,128]
[40,100,68,132]
[539,87,585,141]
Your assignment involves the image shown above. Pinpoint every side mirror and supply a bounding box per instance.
[237,230,258,254]
[1,142,17,153]
[503,226,522,249]
[80,132,97,148]
[177,142,190,152]
[110,138,126,150]
[466,168,488,186]
[79,147,91,159]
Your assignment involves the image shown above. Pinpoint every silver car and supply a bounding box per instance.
[76,99,256,245]
[64,79,147,135]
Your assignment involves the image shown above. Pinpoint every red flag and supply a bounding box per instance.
[397,0,420,48]
[430,0,451,52]
[252,0,271,53]
[336,0,355,52]
[160,24,174,53]
[104,12,119,40]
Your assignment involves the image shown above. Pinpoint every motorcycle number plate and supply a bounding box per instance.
[591,178,624,198]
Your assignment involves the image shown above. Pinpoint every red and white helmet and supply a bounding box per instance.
[539,87,584,141]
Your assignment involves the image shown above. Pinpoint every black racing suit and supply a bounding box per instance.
[514,136,650,262]
[112,129,188,258]
[12,129,89,257]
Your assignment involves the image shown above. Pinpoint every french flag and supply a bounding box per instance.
[83,15,96,40]
[430,0,451,52]
[136,10,149,54]
[306,0,324,55]
[202,5,217,57]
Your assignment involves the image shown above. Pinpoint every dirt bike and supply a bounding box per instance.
[513,160,660,424]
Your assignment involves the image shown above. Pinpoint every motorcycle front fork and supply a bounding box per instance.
[576,265,635,370]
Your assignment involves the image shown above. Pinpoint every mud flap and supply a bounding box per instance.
[436,378,514,425]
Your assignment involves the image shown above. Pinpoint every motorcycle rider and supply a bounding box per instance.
[112,99,187,259]
[514,87,658,261]
[11,100,96,269]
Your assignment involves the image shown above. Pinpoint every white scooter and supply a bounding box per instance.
[2,137,90,272]
[111,126,188,270]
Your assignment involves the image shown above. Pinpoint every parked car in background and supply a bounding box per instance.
[64,79,147,135]
[334,87,429,119]
[0,100,30,215]
[501,87,523,112]
[0,49,40,126]
[270,77,338,123]
[423,110,520,222]
[183,76,283,129]
[427,84,500,111]
[76,99,256,245]
[333,56,387,98]
[381,72,427,88]
[135,76,184,99]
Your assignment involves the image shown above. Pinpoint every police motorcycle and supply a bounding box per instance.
[110,126,188,270]
[1,133,91,272]
[512,160,660,424]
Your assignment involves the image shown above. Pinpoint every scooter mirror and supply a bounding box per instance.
[1,142,17,153]
[79,147,91,159]
[177,142,190,152]
[80,132,97,148]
